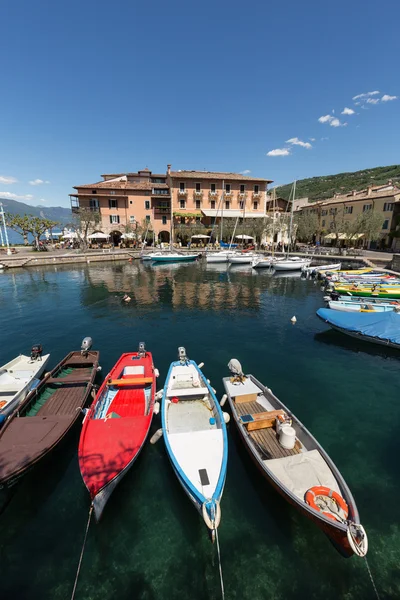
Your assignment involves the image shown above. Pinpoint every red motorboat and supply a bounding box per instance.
[78,343,157,520]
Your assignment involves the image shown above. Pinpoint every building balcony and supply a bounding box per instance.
[208,191,218,199]
[224,191,233,198]
[152,189,170,196]
[238,193,248,200]
[154,205,171,214]
[178,189,188,197]
[193,190,203,198]
[253,192,261,199]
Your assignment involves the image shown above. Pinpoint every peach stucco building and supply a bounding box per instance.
[71,166,272,244]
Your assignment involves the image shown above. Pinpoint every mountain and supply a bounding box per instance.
[0,198,72,244]
[275,164,400,202]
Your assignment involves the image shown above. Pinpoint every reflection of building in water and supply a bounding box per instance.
[85,263,261,310]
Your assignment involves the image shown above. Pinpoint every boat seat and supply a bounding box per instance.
[107,377,153,387]
[123,366,145,376]
[240,409,286,431]
[167,386,209,398]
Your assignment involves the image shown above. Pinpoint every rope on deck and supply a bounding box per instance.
[215,526,225,600]
[71,504,93,600]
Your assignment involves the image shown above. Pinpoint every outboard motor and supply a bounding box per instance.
[31,344,43,361]
[178,346,187,364]
[138,342,146,357]
[81,337,93,357]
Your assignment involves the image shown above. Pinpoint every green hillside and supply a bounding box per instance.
[275,164,400,202]
[0,198,72,244]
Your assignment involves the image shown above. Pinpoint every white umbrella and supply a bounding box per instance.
[87,232,110,240]
[191,234,210,239]
[235,234,254,240]
[121,233,136,239]
[62,231,79,239]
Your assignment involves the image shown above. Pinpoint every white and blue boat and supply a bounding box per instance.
[161,347,228,541]
[317,308,400,349]
[327,300,399,313]
[151,253,198,263]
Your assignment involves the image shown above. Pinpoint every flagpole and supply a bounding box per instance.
[0,204,11,255]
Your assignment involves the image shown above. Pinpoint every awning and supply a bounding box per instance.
[201,209,266,219]
[88,232,110,239]
[121,233,136,239]
[62,231,80,239]
[191,234,210,239]
[235,234,254,240]
[324,233,365,240]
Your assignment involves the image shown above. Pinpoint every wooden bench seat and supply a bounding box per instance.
[240,409,285,431]
[107,377,153,387]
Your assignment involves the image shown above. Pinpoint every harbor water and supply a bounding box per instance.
[0,261,399,600]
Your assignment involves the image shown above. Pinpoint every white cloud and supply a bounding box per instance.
[286,137,312,149]
[354,102,361,106]
[352,90,380,100]
[321,137,329,141]
[0,192,34,201]
[240,170,251,175]
[39,198,47,203]
[29,179,50,186]
[0,176,18,185]
[381,94,397,102]
[342,107,355,115]
[366,98,379,105]
[330,118,347,127]
[309,137,316,142]
[266,148,291,157]
[318,115,346,127]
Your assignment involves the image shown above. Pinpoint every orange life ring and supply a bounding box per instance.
[305,486,348,522]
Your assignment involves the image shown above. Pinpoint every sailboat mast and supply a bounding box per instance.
[288,180,296,254]
[220,180,225,241]
[271,187,276,257]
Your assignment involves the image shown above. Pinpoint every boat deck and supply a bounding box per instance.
[36,383,89,417]
[235,399,300,459]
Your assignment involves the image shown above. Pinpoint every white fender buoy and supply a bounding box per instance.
[154,368,160,378]
[212,387,217,394]
[155,389,164,400]
[154,401,160,415]
[150,428,163,444]
[223,412,230,424]
[291,316,297,324]
[96,365,102,372]
[207,379,211,384]
[198,362,204,369]
[220,394,227,407]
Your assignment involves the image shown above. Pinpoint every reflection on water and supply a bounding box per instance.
[0,261,399,600]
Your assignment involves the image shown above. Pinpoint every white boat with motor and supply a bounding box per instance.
[0,345,50,422]
[273,257,311,271]
[161,347,228,542]
[328,300,400,313]
[302,263,342,277]
[228,253,258,265]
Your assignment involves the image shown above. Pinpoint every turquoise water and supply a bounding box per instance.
[0,261,399,600]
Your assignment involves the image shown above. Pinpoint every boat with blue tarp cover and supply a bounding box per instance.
[161,347,228,542]
[317,308,400,349]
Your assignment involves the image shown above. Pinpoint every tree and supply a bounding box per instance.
[295,212,319,243]
[30,217,58,249]
[5,213,32,245]
[75,208,101,248]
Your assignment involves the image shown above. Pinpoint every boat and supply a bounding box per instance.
[228,252,258,264]
[317,308,400,349]
[252,256,273,269]
[0,345,50,422]
[79,343,156,521]
[273,256,311,271]
[0,339,99,490]
[141,252,168,261]
[205,250,234,263]
[220,241,238,249]
[222,359,368,558]
[332,285,400,299]
[328,300,400,313]
[302,263,342,277]
[151,253,198,263]
[325,292,400,306]
[161,347,228,541]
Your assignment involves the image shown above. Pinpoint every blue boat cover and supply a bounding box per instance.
[317,308,400,346]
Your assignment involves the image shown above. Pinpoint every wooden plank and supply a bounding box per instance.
[107,377,152,386]
[234,392,258,404]
[244,409,286,431]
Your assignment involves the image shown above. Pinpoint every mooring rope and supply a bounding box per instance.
[215,526,225,600]
[364,557,381,600]
[71,505,93,600]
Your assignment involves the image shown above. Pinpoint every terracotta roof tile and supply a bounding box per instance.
[169,170,272,183]
[74,180,169,191]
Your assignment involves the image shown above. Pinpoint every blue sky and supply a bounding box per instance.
[0,0,399,208]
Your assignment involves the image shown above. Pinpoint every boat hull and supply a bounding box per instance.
[151,254,198,263]
[229,254,256,264]
[273,259,311,271]
[334,288,400,299]
[205,253,230,263]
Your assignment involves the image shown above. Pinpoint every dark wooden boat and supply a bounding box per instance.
[0,348,99,490]
[222,362,368,558]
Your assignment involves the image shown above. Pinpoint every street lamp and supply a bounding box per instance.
[0,203,12,255]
